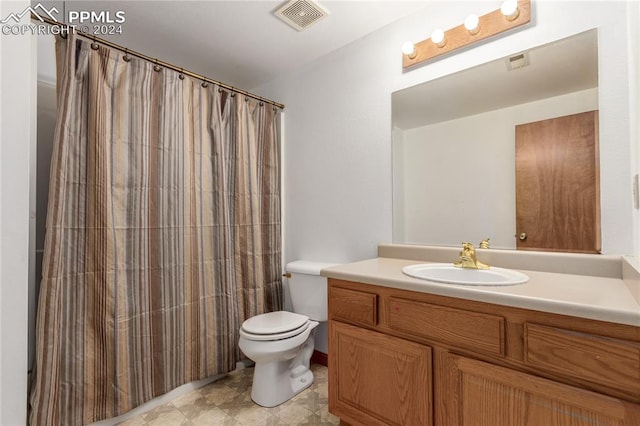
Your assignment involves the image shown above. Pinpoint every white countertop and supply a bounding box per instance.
[322,257,640,327]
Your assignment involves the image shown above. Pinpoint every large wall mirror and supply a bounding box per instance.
[392,30,598,252]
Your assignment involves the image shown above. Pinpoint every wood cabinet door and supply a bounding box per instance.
[329,320,432,426]
[515,110,600,253]
[439,352,640,426]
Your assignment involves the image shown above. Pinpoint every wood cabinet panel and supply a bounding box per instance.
[327,279,640,425]
[329,286,377,327]
[329,321,432,426]
[387,296,504,356]
[442,353,640,425]
[525,323,640,397]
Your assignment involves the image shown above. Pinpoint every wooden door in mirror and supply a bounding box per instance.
[515,110,600,253]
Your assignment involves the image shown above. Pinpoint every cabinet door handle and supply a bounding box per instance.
[519,232,528,241]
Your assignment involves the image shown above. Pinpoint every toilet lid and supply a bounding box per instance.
[239,321,309,341]
[241,311,309,335]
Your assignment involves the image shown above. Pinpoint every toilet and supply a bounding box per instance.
[238,260,335,407]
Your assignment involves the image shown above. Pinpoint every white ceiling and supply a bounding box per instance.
[45,1,432,90]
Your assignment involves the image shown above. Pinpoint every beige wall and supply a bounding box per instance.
[255,1,637,263]
[254,1,638,353]
[0,0,34,423]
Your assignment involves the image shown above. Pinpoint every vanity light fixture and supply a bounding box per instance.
[431,28,446,48]
[402,41,417,59]
[501,0,520,21]
[402,0,531,69]
[464,14,480,35]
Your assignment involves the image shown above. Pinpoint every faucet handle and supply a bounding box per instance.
[479,238,490,249]
[460,242,475,251]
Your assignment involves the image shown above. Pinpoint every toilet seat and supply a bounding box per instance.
[240,311,310,341]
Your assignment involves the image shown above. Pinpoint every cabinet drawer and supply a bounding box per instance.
[329,286,377,327]
[387,297,505,356]
[525,323,640,396]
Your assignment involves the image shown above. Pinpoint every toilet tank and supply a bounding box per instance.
[285,260,337,321]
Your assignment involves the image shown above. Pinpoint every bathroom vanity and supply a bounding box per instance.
[323,245,640,426]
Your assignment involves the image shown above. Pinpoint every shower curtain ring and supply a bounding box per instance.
[201,79,209,88]
[123,48,131,62]
[179,68,185,80]
[153,59,162,72]
[90,36,99,50]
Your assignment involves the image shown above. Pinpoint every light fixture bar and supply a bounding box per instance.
[403,0,531,69]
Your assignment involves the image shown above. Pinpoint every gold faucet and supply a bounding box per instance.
[453,242,490,270]
[479,238,490,249]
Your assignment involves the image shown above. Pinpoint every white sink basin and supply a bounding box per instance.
[402,263,529,286]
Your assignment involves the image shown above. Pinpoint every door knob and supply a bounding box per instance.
[519,232,528,241]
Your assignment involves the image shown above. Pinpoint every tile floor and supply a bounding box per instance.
[118,364,340,425]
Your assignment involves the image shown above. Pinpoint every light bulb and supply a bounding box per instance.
[501,0,520,21]
[464,14,480,34]
[402,41,417,59]
[431,28,446,48]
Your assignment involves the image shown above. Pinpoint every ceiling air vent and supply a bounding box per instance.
[506,52,530,70]
[274,0,329,32]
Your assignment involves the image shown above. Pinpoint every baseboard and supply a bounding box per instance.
[236,358,255,369]
[311,350,328,366]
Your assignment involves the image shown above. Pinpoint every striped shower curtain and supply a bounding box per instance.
[29,34,282,425]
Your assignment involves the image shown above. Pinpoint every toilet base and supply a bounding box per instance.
[250,332,316,407]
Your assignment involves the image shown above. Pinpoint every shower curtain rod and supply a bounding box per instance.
[32,14,285,110]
